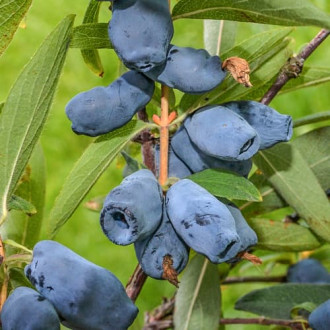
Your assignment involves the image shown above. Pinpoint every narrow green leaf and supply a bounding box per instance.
[290,302,317,318]
[203,20,237,56]
[293,126,330,191]
[293,110,330,128]
[9,267,34,290]
[235,284,330,319]
[239,66,330,103]
[238,173,287,217]
[70,23,112,49]
[174,255,220,330]
[3,239,32,253]
[8,195,36,215]
[0,0,32,57]
[0,15,74,224]
[281,66,330,94]
[0,144,46,249]
[121,151,146,177]
[172,0,330,29]
[48,120,151,238]
[81,0,104,76]
[188,169,262,202]
[249,218,321,252]
[179,28,293,112]
[254,144,330,242]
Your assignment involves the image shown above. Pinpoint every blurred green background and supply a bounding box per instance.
[0,0,329,329]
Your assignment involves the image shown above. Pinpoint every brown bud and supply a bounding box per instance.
[222,57,252,87]
[238,251,262,265]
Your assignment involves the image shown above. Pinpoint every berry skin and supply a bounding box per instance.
[134,205,189,280]
[65,71,154,137]
[1,286,60,330]
[184,105,260,161]
[144,44,226,94]
[225,204,258,262]
[166,179,241,263]
[222,101,293,149]
[100,169,163,245]
[308,299,330,330]
[109,0,173,72]
[286,258,330,284]
[24,240,138,330]
[154,144,192,179]
[171,125,253,177]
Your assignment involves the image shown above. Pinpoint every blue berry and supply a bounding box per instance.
[24,240,138,330]
[109,0,173,72]
[145,44,226,94]
[1,286,60,330]
[166,179,241,263]
[66,71,154,136]
[223,101,293,149]
[184,105,260,161]
[308,299,330,330]
[100,169,163,245]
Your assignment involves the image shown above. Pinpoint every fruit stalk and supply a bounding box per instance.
[159,85,170,185]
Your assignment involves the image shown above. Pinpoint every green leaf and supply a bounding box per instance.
[188,169,262,202]
[249,218,321,252]
[254,144,330,242]
[174,255,220,330]
[81,0,104,76]
[238,173,287,218]
[290,302,317,318]
[203,20,237,56]
[0,102,4,114]
[281,66,330,94]
[8,195,36,215]
[70,23,112,49]
[172,0,330,29]
[235,284,330,319]
[3,239,32,253]
[48,120,151,238]
[293,110,330,128]
[121,151,146,177]
[0,15,74,224]
[0,144,46,249]
[293,126,330,191]
[179,28,293,112]
[0,0,32,57]
[9,267,34,290]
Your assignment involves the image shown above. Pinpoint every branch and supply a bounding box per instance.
[222,275,286,285]
[220,317,307,330]
[260,29,330,105]
[125,263,148,303]
[0,236,8,312]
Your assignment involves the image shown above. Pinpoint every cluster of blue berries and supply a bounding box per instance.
[162,101,293,179]
[65,0,227,136]
[286,258,330,329]
[1,240,138,330]
[100,169,258,282]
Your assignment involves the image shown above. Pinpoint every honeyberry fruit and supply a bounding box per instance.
[65,70,154,137]
[25,240,138,330]
[308,299,330,330]
[109,0,173,72]
[134,205,189,280]
[144,44,226,94]
[100,169,163,245]
[166,179,241,263]
[184,105,260,161]
[223,101,293,149]
[1,286,60,330]
[286,258,330,284]
[171,125,252,177]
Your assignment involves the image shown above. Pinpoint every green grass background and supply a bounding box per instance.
[0,0,329,329]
